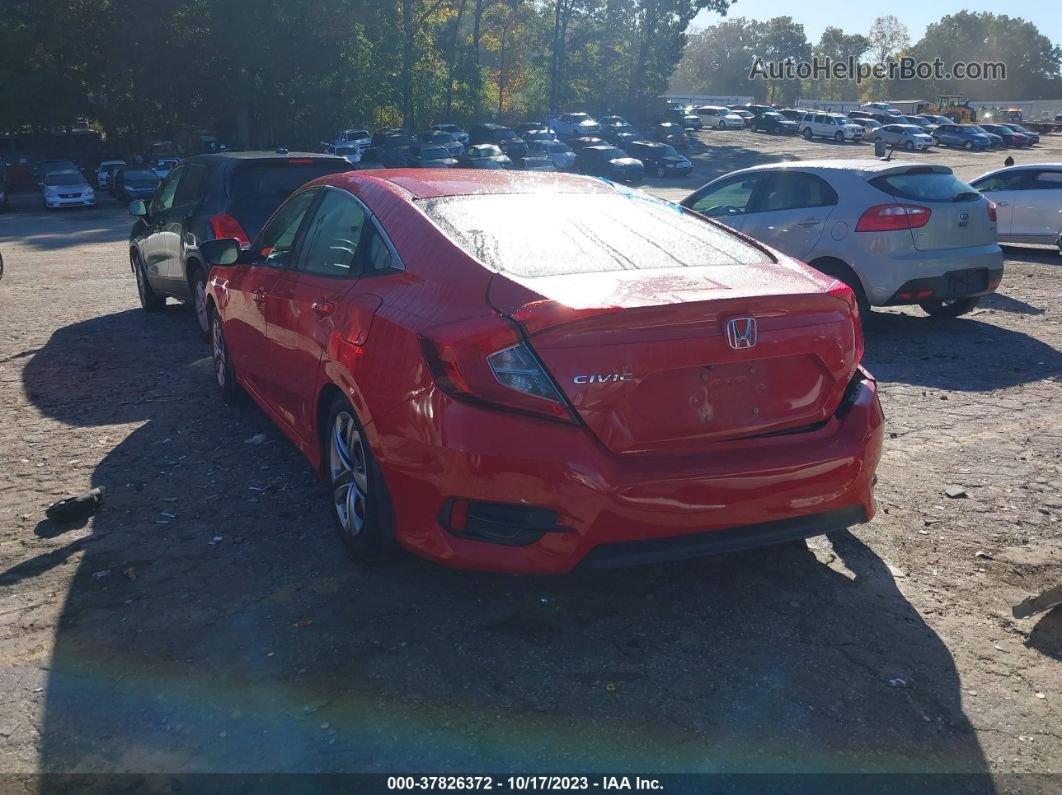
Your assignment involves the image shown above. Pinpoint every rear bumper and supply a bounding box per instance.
[375,374,884,574]
[885,265,1004,305]
[861,245,1004,305]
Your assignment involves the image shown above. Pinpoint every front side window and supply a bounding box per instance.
[151,165,184,213]
[689,175,764,217]
[255,189,318,268]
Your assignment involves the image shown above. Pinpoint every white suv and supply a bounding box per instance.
[549,112,601,137]
[694,106,746,129]
[800,113,865,142]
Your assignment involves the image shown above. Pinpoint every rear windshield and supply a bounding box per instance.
[420,192,769,278]
[228,160,350,236]
[870,171,980,202]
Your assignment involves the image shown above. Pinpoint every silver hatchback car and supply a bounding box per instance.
[681,160,1004,319]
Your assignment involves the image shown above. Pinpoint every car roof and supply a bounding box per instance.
[734,159,954,177]
[327,170,625,200]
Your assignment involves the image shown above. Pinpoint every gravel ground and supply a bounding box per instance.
[0,132,1059,792]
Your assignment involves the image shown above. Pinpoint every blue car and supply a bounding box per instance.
[932,123,992,151]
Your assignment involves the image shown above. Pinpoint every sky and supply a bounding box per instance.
[691,0,1061,48]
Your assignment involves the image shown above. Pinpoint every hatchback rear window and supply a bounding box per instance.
[870,171,980,202]
[420,192,770,278]
[228,160,350,236]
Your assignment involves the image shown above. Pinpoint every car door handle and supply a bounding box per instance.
[995,201,1009,206]
[253,288,267,306]
[312,300,335,317]
[798,218,823,226]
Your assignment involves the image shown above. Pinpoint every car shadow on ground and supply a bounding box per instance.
[1001,246,1061,267]
[0,206,131,251]
[863,311,1062,391]
[14,308,994,789]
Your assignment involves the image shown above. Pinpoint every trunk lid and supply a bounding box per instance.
[488,266,859,455]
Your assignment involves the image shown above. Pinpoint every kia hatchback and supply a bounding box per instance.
[202,171,883,573]
[682,161,1003,319]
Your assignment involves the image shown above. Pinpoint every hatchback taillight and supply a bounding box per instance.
[419,316,576,423]
[209,213,251,249]
[986,200,998,222]
[855,203,932,232]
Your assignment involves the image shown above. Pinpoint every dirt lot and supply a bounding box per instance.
[0,132,1060,792]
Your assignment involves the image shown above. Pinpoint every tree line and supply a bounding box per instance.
[0,0,736,150]
[673,12,1062,106]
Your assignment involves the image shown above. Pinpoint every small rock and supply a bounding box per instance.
[944,486,968,499]
[123,567,137,580]
[92,569,111,579]
[245,433,267,445]
[939,395,949,401]
[1036,692,1046,700]
[966,690,977,696]
[888,678,908,688]
[209,535,224,546]
[974,550,992,559]
[606,682,617,693]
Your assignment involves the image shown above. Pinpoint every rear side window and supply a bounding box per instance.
[760,172,838,211]
[421,192,769,278]
[871,171,980,202]
[228,160,350,239]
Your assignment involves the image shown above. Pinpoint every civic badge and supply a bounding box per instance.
[726,317,758,350]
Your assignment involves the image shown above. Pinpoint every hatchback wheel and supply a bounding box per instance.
[325,396,396,562]
[133,251,164,313]
[211,310,245,404]
[190,266,209,337]
[919,296,981,318]
[717,120,725,130]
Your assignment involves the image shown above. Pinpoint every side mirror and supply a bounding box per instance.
[128,200,147,218]
[200,238,241,266]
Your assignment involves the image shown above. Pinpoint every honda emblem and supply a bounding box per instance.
[726,317,758,350]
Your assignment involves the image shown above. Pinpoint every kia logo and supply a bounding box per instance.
[726,317,758,350]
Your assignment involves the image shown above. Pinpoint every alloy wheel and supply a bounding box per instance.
[329,411,369,537]
[194,277,209,334]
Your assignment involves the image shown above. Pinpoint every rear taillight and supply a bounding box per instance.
[986,200,997,222]
[827,281,864,365]
[855,204,931,232]
[209,213,251,249]
[419,316,576,423]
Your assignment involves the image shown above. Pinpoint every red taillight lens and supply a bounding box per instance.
[419,316,576,423]
[986,200,997,222]
[209,213,251,250]
[827,281,864,364]
[855,203,932,232]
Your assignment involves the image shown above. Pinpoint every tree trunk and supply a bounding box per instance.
[402,0,414,129]
[443,0,469,121]
[627,0,658,118]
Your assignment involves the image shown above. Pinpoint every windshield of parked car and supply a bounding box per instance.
[45,172,86,186]
[420,193,770,277]
[121,169,157,181]
[419,146,450,160]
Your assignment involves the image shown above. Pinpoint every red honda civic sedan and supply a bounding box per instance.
[203,170,884,574]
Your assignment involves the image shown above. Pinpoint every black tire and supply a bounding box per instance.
[189,264,210,338]
[323,394,397,563]
[132,250,164,312]
[919,296,981,318]
[655,165,665,178]
[904,140,914,151]
[803,127,813,140]
[964,141,973,150]
[810,258,871,323]
[210,308,246,404]
[0,250,4,282]
[834,131,844,142]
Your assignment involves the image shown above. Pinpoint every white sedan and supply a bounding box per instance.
[873,124,935,151]
[970,164,1062,250]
